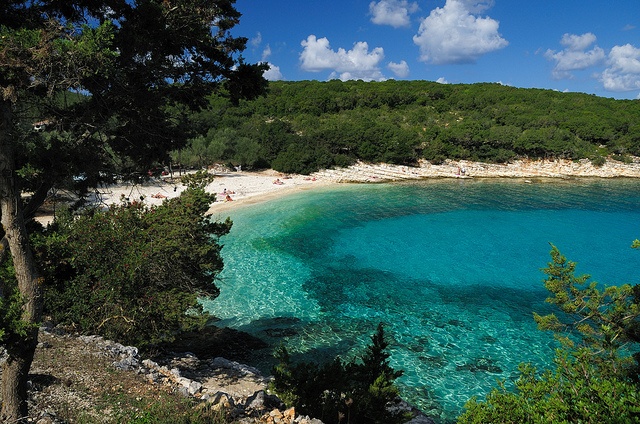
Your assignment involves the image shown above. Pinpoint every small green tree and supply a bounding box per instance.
[271,323,409,424]
[457,245,640,423]
[35,174,231,348]
[534,245,640,379]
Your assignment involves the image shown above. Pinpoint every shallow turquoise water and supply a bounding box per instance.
[202,178,640,422]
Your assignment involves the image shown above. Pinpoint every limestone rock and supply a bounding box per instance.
[245,389,285,412]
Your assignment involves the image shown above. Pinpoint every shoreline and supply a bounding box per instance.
[205,157,640,214]
[34,157,640,224]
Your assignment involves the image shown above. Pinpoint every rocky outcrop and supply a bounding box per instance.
[311,157,640,182]
[73,333,317,423]
[41,330,431,424]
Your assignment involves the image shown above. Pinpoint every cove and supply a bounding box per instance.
[202,178,640,422]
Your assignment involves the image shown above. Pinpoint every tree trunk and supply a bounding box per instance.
[0,98,42,422]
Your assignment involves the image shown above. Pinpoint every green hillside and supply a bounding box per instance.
[176,80,640,174]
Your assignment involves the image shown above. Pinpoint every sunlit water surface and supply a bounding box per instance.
[202,178,640,422]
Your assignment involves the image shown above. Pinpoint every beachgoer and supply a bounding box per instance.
[225,194,233,201]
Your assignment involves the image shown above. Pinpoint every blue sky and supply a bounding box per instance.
[233,0,640,99]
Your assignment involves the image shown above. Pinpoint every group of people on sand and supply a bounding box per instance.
[274,174,298,185]
[221,188,235,201]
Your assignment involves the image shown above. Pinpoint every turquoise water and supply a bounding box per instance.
[202,178,640,422]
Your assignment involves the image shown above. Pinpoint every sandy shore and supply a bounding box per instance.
[208,157,640,212]
[204,169,331,213]
[34,157,640,224]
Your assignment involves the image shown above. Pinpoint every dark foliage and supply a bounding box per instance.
[34,173,232,348]
[271,323,409,424]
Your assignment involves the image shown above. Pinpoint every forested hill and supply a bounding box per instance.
[177,80,640,175]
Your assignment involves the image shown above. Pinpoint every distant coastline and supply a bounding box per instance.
[206,157,640,213]
[35,157,640,224]
[312,157,640,182]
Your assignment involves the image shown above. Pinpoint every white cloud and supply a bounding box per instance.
[560,32,598,51]
[261,45,272,61]
[299,35,386,81]
[387,60,410,77]
[369,0,419,28]
[436,77,449,84]
[600,44,640,91]
[608,44,640,74]
[544,34,640,93]
[263,62,284,81]
[250,32,262,48]
[413,0,508,65]
[544,33,605,79]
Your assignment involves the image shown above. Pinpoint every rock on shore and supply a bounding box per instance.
[311,158,640,182]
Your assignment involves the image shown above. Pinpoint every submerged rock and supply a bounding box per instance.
[456,357,503,374]
[264,327,299,337]
[419,355,446,367]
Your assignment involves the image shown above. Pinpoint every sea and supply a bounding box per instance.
[201,178,640,422]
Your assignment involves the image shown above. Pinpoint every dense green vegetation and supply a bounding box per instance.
[457,245,640,423]
[174,80,640,174]
[1,0,267,419]
[271,323,410,424]
[31,172,231,348]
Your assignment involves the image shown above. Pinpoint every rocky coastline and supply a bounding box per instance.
[21,327,434,424]
[34,157,640,225]
[311,157,640,182]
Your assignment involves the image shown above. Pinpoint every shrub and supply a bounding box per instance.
[36,172,232,348]
[457,246,640,423]
[458,357,640,424]
[271,323,410,424]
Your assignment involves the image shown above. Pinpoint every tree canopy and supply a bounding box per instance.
[2,0,268,198]
[0,1,266,420]
[174,80,640,174]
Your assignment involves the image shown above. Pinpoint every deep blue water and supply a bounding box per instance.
[202,178,640,422]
